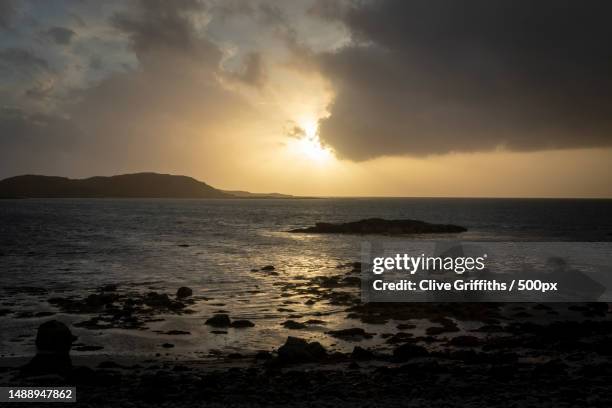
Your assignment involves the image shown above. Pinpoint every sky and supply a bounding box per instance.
[1,0,611,197]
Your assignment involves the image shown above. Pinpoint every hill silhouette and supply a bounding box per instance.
[0,173,234,198]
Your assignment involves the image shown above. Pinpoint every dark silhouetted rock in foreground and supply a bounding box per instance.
[393,343,429,362]
[205,314,232,328]
[282,320,307,330]
[36,320,75,354]
[22,320,75,376]
[351,346,375,361]
[393,343,429,363]
[176,287,193,299]
[289,218,467,235]
[144,292,185,310]
[277,336,327,363]
[327,328,374,340]
[231,319,255,328]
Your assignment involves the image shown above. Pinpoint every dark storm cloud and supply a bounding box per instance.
[0,0,16,30]
[316,0,612,160]
[42,26,76,45]
[0,0,253,178]
[0,107,79,175]
[110,0,218,61]
[0,48,48,77]
[0,108,77,150]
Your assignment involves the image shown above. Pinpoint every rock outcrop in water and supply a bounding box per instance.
[289,218,467,235]
[176,287,193,299]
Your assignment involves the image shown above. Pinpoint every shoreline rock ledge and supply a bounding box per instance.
[289,218,467,235]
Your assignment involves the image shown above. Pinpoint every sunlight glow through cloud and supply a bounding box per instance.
[288,118,334,163]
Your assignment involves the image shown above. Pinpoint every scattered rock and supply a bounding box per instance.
[282,320,307,330]
[261,265,275,271]
[393,343,428,362]
[255,351,272,360]
[164,330,191,335]
[384,332,415,344]
[277,336,327,363]
[231,319,255,328]
[161,343,174,348]
[327,328,374,340]
[144,292,184,310]
[449,335,481,347]
[305,319,326,325]
[426,325,458,336]
[351,346,375,361]
[205,314,231,328]
[176,287,193,299]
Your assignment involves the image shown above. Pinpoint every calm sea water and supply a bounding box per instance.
[1,198,611,359]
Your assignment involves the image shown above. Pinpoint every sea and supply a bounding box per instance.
[1,198,611,360]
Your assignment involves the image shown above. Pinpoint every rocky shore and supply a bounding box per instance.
[1,262,611,407]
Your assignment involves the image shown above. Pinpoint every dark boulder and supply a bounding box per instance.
[255,350,272,360]
[144,292,171,307]
[176,287,193,299]
[327,328,374,340]
[36,320,75,354]
[449,335,481,347]
[277,336,327,363]
[21,320,74,376]
[393,344,428,362]
[261,265,275,271]
[144,292,184,310]
[351,346,375,361]
[231,319,255,328]
[164,330,191,335]
[205,314,232,328]
[289,218,467,235]
[282,320,307,330]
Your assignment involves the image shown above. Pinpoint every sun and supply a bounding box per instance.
[289,119,333,163]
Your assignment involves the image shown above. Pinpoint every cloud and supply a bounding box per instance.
[0,107,80,176]
[0,0,16,30]
[316,0,612,160]
[110,0,217,61]
[0,48,48,75]
[225,52,266,87]
[0,0,258,178]
[42,26,76,45]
